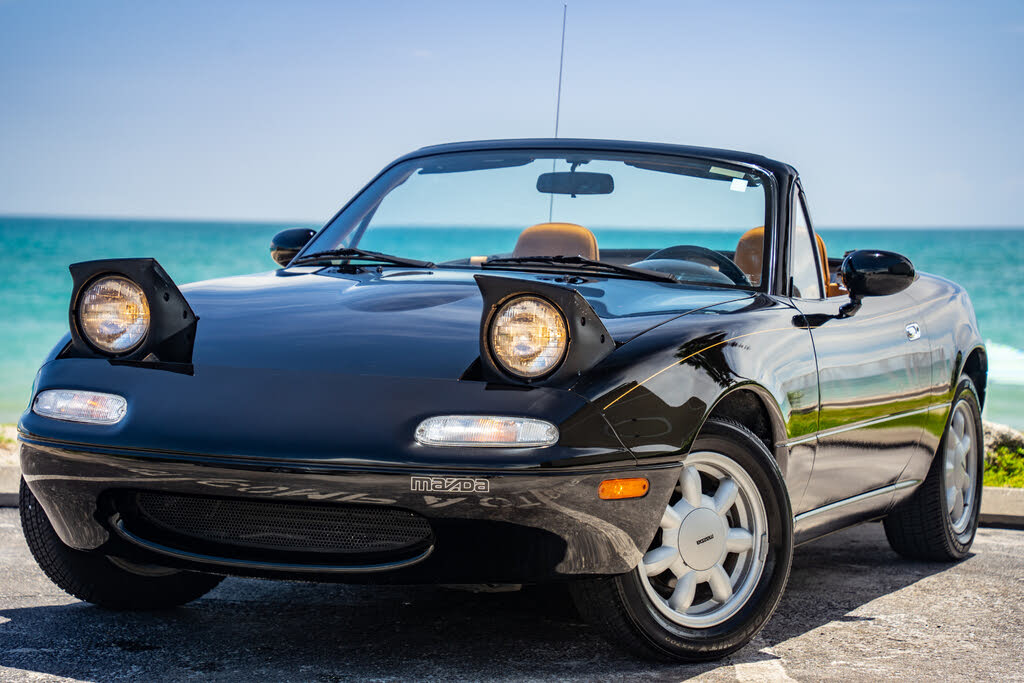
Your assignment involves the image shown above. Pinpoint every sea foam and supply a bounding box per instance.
[986,341,1024,385]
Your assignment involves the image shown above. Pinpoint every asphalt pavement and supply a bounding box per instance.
[0,508,1022,682]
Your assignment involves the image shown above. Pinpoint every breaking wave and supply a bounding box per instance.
[987,341,1024,385]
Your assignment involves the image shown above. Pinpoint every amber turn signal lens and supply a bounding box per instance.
[598,478,650,500]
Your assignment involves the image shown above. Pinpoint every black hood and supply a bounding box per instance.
[181,268,752,378]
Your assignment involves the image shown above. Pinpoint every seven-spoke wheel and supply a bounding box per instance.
[884,377,983,561]
[639,451,767,628]
[943,399,977,535]
[570,419,792,662]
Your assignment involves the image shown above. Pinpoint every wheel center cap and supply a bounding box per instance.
[677,507,727,571]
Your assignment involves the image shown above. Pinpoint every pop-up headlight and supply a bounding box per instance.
[66,258,198,364]
[77,276,151,354]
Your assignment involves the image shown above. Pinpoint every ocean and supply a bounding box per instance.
[2,216,1022,429]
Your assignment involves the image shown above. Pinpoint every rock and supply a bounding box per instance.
[983,420,1024,462]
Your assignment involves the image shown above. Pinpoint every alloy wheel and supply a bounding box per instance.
[944,399,978,535]
[639,450,768,628]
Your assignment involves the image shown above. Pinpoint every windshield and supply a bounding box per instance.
[304,150,770,289]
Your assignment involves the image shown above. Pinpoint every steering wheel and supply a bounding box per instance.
[645,245,750,286]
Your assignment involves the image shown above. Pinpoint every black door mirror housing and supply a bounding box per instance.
[841,250,915,297]
[837,250,915,318]
[270,228,316,267]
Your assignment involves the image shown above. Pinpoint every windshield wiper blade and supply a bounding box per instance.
[291,248,434,268]
[482,255,678,284]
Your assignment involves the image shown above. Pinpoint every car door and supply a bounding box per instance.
[788,188,934,514]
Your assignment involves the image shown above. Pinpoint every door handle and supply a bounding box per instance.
[905,322,921,341]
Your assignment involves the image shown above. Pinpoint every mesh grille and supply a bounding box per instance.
[132,491,432,554]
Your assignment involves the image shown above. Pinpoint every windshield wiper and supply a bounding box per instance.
[290,248,434,269]
[481,255,678,284]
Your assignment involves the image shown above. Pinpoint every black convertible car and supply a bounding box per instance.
[18,139,986,662]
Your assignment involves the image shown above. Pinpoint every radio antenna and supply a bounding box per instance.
[553,3,567,138]
[549,4,567,221]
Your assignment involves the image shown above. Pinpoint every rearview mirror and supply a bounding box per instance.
[536,172,614,195]
[270,228,316,267]
[841,250,915,298]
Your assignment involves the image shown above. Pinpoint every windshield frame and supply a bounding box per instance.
[296,146,779,292]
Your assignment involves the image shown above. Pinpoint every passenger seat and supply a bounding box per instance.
[734,226,844,296]
[814,234,846,298]
[512,222,600,260]
[734,226,765,285]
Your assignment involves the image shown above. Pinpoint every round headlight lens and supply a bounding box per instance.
[78,276,151,354]
[489,296,568,378]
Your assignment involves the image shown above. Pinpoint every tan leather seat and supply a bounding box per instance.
[735,226,764,285]
[512,222,599,260]
[815,233,846,298]
[736,226,844,296]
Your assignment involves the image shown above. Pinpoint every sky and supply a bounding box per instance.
[1,0,1022,227]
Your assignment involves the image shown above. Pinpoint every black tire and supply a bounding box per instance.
[19,478,223,609]
[884,378,983,561]
[569,419,793,662]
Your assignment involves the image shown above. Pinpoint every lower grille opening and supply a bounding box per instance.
[115,490,433,566]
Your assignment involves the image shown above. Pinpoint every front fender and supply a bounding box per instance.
[571,294,818,470]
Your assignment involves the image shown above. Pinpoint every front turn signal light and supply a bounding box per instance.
[33,389,127,425]
[414,415,559,447]
[599,478,650,500]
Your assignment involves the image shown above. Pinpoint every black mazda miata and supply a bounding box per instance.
[18,139,986,661]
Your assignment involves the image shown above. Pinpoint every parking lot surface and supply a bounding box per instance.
[0,508,1022,682]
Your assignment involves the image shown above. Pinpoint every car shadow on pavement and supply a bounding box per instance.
[0,523,958,681]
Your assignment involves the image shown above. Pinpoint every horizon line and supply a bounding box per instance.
[2,212,1024,231]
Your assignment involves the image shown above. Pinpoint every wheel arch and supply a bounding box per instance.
[961,345,987,409]
[700,383,789,478]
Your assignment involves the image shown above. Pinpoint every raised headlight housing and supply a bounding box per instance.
[65,258,198,363]
[488,295,568,379]
[475,275,615,386]
[77,276,151,354]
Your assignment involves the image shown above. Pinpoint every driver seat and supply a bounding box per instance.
[734,226,844,296]
[513,222,599,260]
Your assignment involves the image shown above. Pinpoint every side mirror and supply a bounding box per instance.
[841,250,915,297]
[270,228,316,267]
[838,250,915,317]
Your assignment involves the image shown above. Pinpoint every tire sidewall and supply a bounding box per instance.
[617,420,793,658]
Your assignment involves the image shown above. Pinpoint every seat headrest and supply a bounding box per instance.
[735,227,839,295]
[512,222,599,261]
[735,226,764,285]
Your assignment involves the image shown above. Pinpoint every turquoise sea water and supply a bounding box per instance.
[2,216,1022,428]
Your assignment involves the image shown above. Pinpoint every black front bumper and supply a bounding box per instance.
[20,439,680,583]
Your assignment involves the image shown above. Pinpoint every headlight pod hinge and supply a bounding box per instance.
[474,274,613,386]
[66,258,198,364]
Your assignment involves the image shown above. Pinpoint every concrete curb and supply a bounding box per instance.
[0,465,18,508]
[980,486,1024,528]
[0,462,1022,528]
